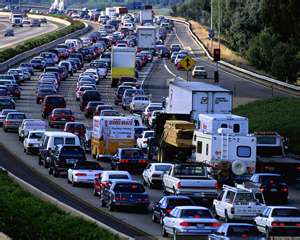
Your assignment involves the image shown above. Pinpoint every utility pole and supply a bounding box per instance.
[218,0,221,48]
[210,0,213,51]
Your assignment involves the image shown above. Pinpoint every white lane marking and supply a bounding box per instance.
[163,58,176,77]
[173,25,187,49]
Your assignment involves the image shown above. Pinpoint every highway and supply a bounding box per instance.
[0,19,299,240]
[0,16,63,50]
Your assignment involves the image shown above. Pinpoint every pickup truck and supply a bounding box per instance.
[162,163,218,201]
[212,185,266,222]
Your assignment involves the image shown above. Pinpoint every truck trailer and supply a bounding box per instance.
[137,26,157,49]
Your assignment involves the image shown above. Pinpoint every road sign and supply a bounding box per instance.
[208,29,214,40]
[179,56,196,71]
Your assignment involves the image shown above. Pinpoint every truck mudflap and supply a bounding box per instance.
[91,138,135,156]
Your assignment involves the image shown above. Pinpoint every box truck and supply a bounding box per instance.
[91,116,135,158]
[139,9,153,25]
[137,26,157,49]
[105,7,116,19]
[166,80,232,120]
[111,47,136,87]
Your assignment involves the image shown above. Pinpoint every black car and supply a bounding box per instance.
[152,196,195,224]
[100,180,149,212]
[111,148,148,173]
[0,97,15,111]
[250,173,289,203]
[80,90,101,111]
[48,145,86,177]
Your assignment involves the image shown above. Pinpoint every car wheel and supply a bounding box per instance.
[23,148,26,153]
[162,225,168,237]
[67,177,71,184]
[152,213,158,223]
[108,203,114,211]
[3,127,7,132]
[38,157,43,165]
[72,178,78,187]
[53,168,59,177]
[100,198,106,207]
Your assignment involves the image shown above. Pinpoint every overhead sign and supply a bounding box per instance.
[179,56,196,71]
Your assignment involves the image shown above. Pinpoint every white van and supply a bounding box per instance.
[65,39,82,52]
[39,131,81,167]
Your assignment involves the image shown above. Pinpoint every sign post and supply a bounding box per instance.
[179,56,196,82]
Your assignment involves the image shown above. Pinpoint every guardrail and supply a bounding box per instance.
[0,21,91,72]
[169,17,300,91]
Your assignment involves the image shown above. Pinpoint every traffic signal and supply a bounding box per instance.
[213,48,221,62]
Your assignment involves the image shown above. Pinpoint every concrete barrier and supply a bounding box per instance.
[169,17,300,91]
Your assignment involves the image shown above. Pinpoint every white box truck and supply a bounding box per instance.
[137,26,157,49]
[105,7,116,19]
[111,47,136,87]
[167,80,232,120]
[139,9,153,25]
[91,116,135,157]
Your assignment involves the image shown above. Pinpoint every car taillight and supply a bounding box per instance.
[114,197,128,201]
[143,140,148,143]
[75,173,87,176]
[177,181,181,189]
[179,221,191,227]
[165,208,172,213]
[4,120,11,124]
[211,222,221,227]
[297,166,300,171]
[120,159,129,164]
[281,187,288,192]
[139,160,147,164]
[101,181,111,188]
[215,182,220,189]
[260,187,266,192]
[51,116,57,121]
[70,116,75,121]
[272,222,285,227]
[296,223,300,227]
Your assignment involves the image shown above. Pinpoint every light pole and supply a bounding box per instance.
[210,0,213,51]
[217,0,221,48]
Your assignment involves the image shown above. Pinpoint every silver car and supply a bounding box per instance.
[3,112,26,132]
[0,109,17,127]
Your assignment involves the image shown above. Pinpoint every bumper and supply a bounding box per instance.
[4,124,19,131]
[175,190,218,199]
[50,120,68,126]
[73,177,95,184]
[149,178,163,185]
[175,227,216,236]
[230,214,258,221]
[113,201,149,208]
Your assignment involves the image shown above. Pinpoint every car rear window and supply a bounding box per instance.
[53,109,72,115]
[60,148,85,157]
[53,137,64,146]
[76,162,101,170]
[7,114,25,119]
[0,98,11,104]
[155,165,172,172]
[168,198,194,207]
[46,97,65,104]
[109,174,129,180]
[121,149,143,159]
[228,226,260,236]
[272,208,300,217]
[29,132,43,139]
[114,183,145,193]
[180,209,212,218]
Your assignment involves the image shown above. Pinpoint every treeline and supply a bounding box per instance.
[171,0,300,83]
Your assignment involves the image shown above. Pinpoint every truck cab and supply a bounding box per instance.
[11,14,24,27]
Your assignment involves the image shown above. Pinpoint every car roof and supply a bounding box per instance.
[268,206,299,210]
[151,163,173,166]
[112,180,140,184]
[175,206,208,210]
[164,195,191,200]
[43,131,76,137]
[221,223,256,227]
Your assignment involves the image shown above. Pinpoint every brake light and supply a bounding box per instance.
[179,221,190,227]
[120,159,129,164]
[297,166,300,171]
[281,187,288,192]
[70,116,75,121]
[215,182,220,189]
[165,208,172,213]
[75,173,87,176]
[143,140,148,144]
[114,197,128,201]
[101,181,110,188]
[272,222,285,227]
[211,222,221,227]
[4,120,11,124]
[260,187,266,192]
[139,160,147,164]
[296,223,300,227]
[177,181,181,189]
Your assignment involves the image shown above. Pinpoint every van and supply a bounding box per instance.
[41,95,66,118]
[38,131,81,167]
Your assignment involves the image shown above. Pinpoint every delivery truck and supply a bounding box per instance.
[105,7,116,19]
[166,80,232,121]
[139,9,153,25]
[111,47,136,87]
[137,26,157,49]
[91,116,135,158]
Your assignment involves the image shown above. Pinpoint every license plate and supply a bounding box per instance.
[197,224,204,227]
[271,188,278,192]
[61,118,65,121]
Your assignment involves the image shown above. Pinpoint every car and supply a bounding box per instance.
[142,163,173,188]
[152,196,196,224]
[3,112,26,132]
[148,110,165,127]
[170,44,181,53]
[175,53,188,68]
[36,88,57,104]
[80,90,101,111]
[8,84,21,100]
[111,148,148,173]
[94,104,113,116]
[30,19,41,27]
[0,97,15,111]
[18,119,46,142]
[254,206,300,238]
[133,126,148,139]
[19,63,34,76]
[48,145,86,177]
[99,110,121,117]
[142,103,164,125]
[23,130,45,154]
[249,173,288,203]
[100,180,149,212]
[209,223,266,240]
[129,96,151,113]
[41,95,66,118]
[170,51,179,62]
[136,130,154,150]
[0,109,17,127]
[64,122,86,138]
[192,65,207,78]
[4,28,14,37]
[84,101,104,118]
[114,85,134,105]
[162,206,220,237]
[30,57,46,70]
[67,161,103,187]
[39,17,47,24]
[48,108,75,128]
[93,170,132,197]
[75,85,96,101]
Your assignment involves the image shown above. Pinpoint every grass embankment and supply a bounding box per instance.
[234,98,300,154]
[0,171,121,240]
[0,18,85,63]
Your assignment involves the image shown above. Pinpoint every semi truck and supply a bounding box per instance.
[91,116,135,158]
[111,47,136,87]
[166,80,232,121]
[137,26,157,49]
[139,9,153,25]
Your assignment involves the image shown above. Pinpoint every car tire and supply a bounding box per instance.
[108,203,114,212]
[152,213,158,223]
[38,156,43,165]
[162,225,168,237]
[72,178,78,187]
[67,178,71,184]
[93,188,98,196]
[53,168,59,178]
[3,127,7,132]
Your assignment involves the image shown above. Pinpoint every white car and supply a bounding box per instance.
[142,163,173,188]
[18,119,46,142]
[23,130,45,154]
[136,130,154,150]
[142,103,164,125]
[148,110,165,127]
[129,96,151,113]
[254,206,300,238]
[192,66,207,78]
[67,161,103,187]
[123,22,134,31]
[162,206,220,237]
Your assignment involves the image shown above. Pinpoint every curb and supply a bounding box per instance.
[5,169,134,240]
[168,17,300,91]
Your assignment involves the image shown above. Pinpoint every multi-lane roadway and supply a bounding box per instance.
[0,19,299,240]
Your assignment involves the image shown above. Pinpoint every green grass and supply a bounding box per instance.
[0,171,121,240]
[153,8,171,16]
[234,98,300,154]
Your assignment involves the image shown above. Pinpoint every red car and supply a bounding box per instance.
[41,95,66,118]
[84,101,104,118]
[64,122,86,137]
[48,108,75,128]
[94,105,113,116]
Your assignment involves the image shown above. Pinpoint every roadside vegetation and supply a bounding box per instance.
[0,171,121,240]
[234,98,300,154]
[171,0,300,84]
[0,18,85,63]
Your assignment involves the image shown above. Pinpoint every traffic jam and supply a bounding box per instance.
[0,5,299,240]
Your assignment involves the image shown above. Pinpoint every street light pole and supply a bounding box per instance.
[218,0,221,48]
[210,0,213,51]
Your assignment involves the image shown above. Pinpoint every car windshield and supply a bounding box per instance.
[88,102,103,107]
[174,165,205,176]
[75,162,102,170]
[144,132,154,138]
[109,174,129,180]
[121,149,143,159]
[272,208,300,217]
[148,106,163,112]
[155,165,172,172]
[47,97,64,104]
[180,209,212,218]
[228,226,260,236]
[29,132,43,139]
[114,183,145,193]
[7,114,25,119]
[234,193,256,204]
[67,124,85,130]
[54,109,72,115]
[260,176,281,185]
